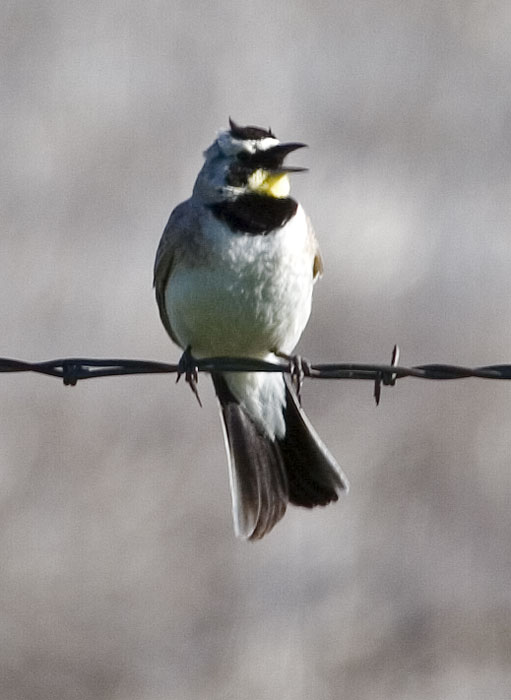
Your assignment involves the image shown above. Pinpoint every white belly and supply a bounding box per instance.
[165,206,314,359]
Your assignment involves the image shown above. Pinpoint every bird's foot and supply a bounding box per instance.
[275,351,312,405]
[176,346,202,407]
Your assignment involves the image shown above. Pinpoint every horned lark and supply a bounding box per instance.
[154,119,347,540]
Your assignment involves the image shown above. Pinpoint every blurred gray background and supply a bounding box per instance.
[2,2,511,698]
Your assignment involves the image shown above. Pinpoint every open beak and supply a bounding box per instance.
[269,165,308,174]
[251,142,308,172]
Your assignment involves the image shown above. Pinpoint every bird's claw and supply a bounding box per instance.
[276,351,311,405]
[176,346,202,407]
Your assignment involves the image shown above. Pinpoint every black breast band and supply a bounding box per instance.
[210,194,298,235]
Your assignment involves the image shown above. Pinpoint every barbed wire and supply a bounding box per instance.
[3,346,511,405]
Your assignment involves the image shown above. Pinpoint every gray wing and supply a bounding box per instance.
[305,212,324,280]
[153,199,199,346]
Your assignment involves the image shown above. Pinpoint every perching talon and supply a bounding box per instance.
[275,351,312,405]
[176,346,202,407]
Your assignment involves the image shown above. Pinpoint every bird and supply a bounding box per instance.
[154,118,348,540]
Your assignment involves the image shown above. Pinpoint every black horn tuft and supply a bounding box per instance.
[229,117,276,140]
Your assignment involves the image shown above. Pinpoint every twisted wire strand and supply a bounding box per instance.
[2,353,511,384]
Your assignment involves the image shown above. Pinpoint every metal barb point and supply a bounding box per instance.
[384,345,400,386]
[373,375,381,406]
[374,345,401,406]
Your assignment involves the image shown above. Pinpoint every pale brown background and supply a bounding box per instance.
[2,2,511,698]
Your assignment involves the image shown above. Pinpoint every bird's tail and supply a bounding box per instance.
[212,372,348,540]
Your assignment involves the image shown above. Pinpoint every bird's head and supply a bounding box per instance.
[193,118,307,203]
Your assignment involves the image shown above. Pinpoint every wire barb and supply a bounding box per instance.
[374,345,400,406]
[62,360,80,386]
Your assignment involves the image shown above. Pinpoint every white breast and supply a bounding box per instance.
[165,205,314,360]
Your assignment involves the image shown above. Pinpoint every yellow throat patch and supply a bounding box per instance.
[247,169,291,198]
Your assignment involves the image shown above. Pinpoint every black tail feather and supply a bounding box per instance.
[279,376,347,507]
[212,373,347,540]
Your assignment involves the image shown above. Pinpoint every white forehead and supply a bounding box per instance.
[215,130,280,157]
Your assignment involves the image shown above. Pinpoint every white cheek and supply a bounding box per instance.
[247,169,265,190]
